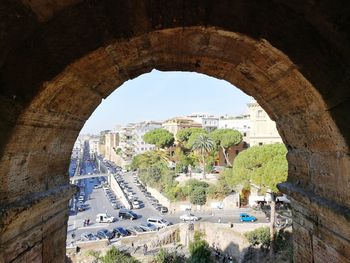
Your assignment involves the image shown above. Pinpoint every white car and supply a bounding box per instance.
[147,217,170,229]
[96,213,115,223]
[180,213,199,222]
[133,201,140,209]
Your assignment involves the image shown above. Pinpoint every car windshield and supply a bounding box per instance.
[161,219,167,223]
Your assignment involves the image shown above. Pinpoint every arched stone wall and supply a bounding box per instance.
[0,1,349,262]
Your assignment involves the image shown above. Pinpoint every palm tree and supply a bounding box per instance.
[191,134,215,179]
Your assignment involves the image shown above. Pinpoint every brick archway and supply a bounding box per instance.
[0,2,349,262]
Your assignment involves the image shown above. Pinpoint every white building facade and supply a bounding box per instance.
[71,138,83,159]
[89,138,100,156]
[247,100,282,146]
[116,121,162,166]
[187,113,219,131]
[218,114,251,143]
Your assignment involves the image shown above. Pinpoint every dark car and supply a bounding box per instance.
[118,209,138,220]
[139,223,157,232]
[80,232,98,241]
[126,226,144,235]
[113,227,129,237]
[160,206,168,214]
[77,204,89,212]
[97,229,114,240]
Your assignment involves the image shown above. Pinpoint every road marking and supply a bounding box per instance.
[77,224,109,230]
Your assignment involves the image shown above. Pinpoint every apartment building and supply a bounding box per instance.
[114,121,162,167]
[219,114,251,144]
[187,112,219,131]
[247,100,282,146]
[162,117,202,137]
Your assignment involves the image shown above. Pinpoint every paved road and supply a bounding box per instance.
[66,144,268,245]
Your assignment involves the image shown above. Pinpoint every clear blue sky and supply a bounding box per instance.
[80,70,252,134]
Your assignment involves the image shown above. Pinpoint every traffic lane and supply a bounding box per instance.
[68,215,265,244]
[118,173,165,223]
[68,167,267,243]
[122,172,269,224]
[68,178,173,243]
[68,186,267,244]
[121,172,162,216]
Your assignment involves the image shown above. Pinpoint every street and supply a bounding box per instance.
[67,142,268,245]
[67,171,267,244]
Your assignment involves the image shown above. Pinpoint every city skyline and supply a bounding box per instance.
[80,70,252,134]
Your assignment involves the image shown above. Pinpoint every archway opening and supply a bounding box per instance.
[1,27,349,263]
[68,69,290,261]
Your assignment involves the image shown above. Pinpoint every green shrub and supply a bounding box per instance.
[190,186,207,205]
[101,247,140,263]
[244,227,270,249]
[188,231,213,263]
[154,248,184,263]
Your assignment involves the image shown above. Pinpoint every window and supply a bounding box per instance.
[243,132,247,136]
[257,110,264,117]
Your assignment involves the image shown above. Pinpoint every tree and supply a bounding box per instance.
[191,134,215,179]
[244,227,271,250]
[188,231,213,263]
[176,127,206,149]
[89,247,140,263]
[190,186,207,205]
[130,150,170,189]
[210,129,243,166]
[143,129,175,149]
[154,248,184,263]
[225,143,288,256]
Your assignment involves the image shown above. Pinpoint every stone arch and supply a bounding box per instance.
[0,1,349,262]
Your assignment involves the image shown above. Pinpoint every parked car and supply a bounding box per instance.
[125,227,137,236]
[97,229,114,240]
[77,204,89,212]
[133,200,140,209]
[239,213,257,222]
[139,222,157,232]
[126,226,144,235]
[96,213,115,223]
[113,227,129,237]
[119,209,138,220]
[160,206,168,214]
[80,232,98,241]
[180,213,199,222]
[147,217,170,229]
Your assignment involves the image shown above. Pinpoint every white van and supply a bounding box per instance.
[96,213,115,223]
[147,217,170,229]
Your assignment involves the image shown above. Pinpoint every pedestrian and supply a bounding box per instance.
[131,242,134,249]
[87,218,90,225]
[218,217,221,223]
[71,232,76,240]
[83,219,86,227]
[143,244,148,255]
